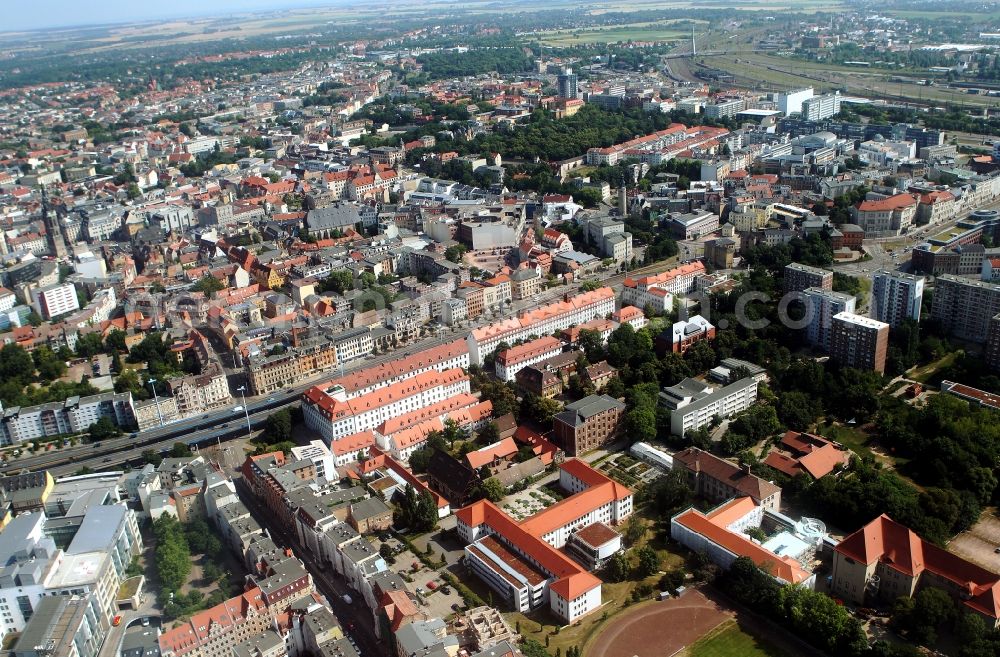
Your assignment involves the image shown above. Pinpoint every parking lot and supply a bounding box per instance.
[948,513,1000,571]
[370,532,467,619]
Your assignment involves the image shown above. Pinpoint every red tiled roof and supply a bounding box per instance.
[675,499,812,585]
[836,515,1000,619]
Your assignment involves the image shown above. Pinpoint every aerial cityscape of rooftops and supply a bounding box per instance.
[5,0,1000,656]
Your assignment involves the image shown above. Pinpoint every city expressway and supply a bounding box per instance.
[2,257,680,478]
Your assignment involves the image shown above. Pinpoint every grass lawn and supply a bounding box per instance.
[909,351,960,384]
[817,421,873,459]
[684,620,790,657]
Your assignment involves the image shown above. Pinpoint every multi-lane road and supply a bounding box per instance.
[4,256,682,478]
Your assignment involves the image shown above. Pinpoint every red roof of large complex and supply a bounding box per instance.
[836,515,1000,620]
[856,194,917,213]
[456,459,631,602]
[674,499,812,585]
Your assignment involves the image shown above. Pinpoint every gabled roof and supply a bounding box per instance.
[836,515,1000,620]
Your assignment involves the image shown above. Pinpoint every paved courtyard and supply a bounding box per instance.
[948,513,1000,572]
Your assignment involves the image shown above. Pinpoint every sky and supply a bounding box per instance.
[6,0,346,32]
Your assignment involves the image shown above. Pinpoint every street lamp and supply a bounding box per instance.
[147,378,164,428]
[236,385,252,441]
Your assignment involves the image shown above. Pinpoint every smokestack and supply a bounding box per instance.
[691,25,696,56]
[618,177,627,217]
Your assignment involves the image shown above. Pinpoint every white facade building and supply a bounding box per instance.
[870,270,924,327]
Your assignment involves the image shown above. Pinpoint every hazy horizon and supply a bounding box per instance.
[5,0,352,32]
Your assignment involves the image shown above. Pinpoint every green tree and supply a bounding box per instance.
[320,270,354,295]
[88,416,119,441]
[624,405,656,444]
[153,515,191,592]
[75,333,106,358]
[105,329,127,353]
[444,244,467,263]
[636,545,660,578]
[605,552,630,583]
[170,442,192,457]
[191,275,225,298]
[264,408,292,443]
[479,478,505,502]
[477,421,500,445]
[0,343,34,382]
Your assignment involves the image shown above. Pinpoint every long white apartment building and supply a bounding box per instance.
[621,261,705,312]
[372,393,492,461]
[302,368,471,443]
[316,339,470,401]
[495,336,565,382]
[1,392,136,446]
[659,377,759,438]
[467,288,615,366]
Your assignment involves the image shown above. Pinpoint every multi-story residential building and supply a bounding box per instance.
[870,270,924,327]
[659,377,759,438]
[33,283,79,320]
[494,336,565,382]
[940,380,1000,411]
[553,394,625,456]
[621,261,704,312]
[829,312,890,373]
[245,337,339,396]
[557,70,578,99]
[783,262,832,294]
[930,275,1000,343]
[510,268,541,300]
[777,87,814,116]
[832,515,1000,627]
[916,190,957,226]
[158,589,276,657]
[302,368,471,443]
[671,497,814,587]
[167,368,232,417]
[289,441,336,481]
[332,327,373,362]
[987,315,1000,372]
[1,392,135,445]
[467,288,615,366]
[457,460,632,623]
[672,447,782,510]
[851,194,918,237]
[802,287,856,350]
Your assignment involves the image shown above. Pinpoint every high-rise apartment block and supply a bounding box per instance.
[829,312,890,373]
[784,262,832,294]
[557,69,578,99]
[931,275,1000,343]
[803,287,856,350]
[870,270,924,327]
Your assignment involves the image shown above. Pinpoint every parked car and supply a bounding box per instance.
[112,615,122,627]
